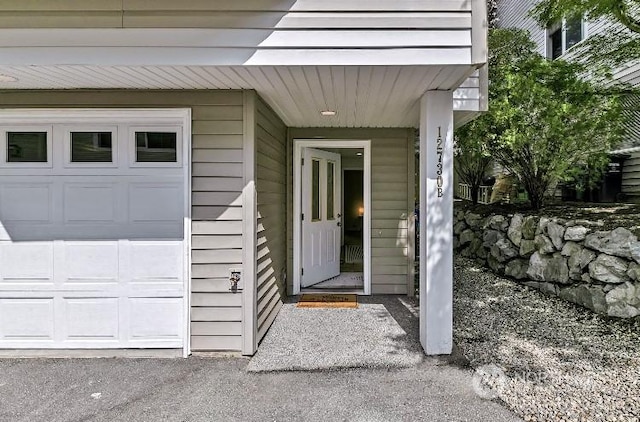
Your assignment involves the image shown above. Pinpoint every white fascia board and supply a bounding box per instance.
[0,28,474,67]
[0,28,470,48]
[0,47,473,67]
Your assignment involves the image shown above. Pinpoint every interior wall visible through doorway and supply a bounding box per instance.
[343,170,364,237]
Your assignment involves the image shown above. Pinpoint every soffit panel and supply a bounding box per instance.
[0,64,475,128]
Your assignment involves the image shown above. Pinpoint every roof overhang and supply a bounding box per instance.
[0,28,485,128]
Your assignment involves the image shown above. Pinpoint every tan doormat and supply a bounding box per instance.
[297,294,358,309]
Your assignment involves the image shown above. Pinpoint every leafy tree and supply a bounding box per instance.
[533,0,640,32]
[458,28,626,210]
[531,0,640,66]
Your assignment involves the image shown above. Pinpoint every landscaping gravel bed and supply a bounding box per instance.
[454,257,640,421]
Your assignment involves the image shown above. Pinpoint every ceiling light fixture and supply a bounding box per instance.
[0,74,18,82]
[320,110,336,116]
[356,152,363,156]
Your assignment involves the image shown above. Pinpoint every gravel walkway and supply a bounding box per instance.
[454,257,640,421]
[247,297,425,372]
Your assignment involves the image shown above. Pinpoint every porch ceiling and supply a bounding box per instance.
[0,64,475,128]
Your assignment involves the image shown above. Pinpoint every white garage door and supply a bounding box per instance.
[0,110,189,350]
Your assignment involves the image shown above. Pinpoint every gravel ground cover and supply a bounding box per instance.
[454,257,640,421]
[247,298,424,372]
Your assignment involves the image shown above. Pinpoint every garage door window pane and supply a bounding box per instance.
[71,132,113,162]
[7,132,47,163]
[136,132,177,162]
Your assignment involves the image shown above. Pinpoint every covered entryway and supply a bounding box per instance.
[0,109,190,352]
[293,140,372,296]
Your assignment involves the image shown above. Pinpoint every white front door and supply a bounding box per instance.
[301,148,341,287]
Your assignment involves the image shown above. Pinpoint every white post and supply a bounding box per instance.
[241,91,258,356]
[419,90,454,355]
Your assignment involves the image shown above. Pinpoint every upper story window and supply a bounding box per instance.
[548,17,586,59]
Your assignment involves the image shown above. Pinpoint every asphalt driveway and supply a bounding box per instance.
[0,356,519,422]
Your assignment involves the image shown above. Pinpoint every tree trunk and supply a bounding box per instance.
[521,173,548,211]
[530,194,542,210]
[470,184,480,205]
[527,186,545,210]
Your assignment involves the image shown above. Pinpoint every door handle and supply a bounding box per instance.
[337,221,342,227]
[337,213,342,218]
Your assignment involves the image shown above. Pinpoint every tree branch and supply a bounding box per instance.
[612,1,640,34]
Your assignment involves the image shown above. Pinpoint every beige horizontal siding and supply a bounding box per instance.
[189,95,244,351]
[287,128,414,295]
[255,96,287,342]
[0,89,246,352]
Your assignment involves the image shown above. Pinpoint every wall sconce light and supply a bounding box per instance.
[358,206,364,217]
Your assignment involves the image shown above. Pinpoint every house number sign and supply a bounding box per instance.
[436,126,444,198]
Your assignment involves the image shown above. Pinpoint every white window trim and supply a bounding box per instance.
[0,125,53,168]
[547,16,588,59]
[128,126,182,168]
[63,125,118,168]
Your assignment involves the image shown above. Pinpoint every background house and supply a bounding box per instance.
[487,0,640,203]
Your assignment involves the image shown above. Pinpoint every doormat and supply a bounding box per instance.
[297,294,358,309]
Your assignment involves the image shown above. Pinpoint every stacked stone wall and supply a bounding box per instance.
[455,209,640,318]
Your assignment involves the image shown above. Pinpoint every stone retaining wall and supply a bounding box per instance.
[454,209,640,318]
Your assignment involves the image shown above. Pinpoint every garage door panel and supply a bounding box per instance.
[63,298,120,341]
[126,224,184,240]
[0,183,52,223]
[63,242,119,283]
[130,241,183,281]
[0,298,54,340]
[0,116,187,350]
[126,288,184,298]
[128,298,183,342]
[1,242,54,282]
[129,183,183,223]
[64,183,118,223]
